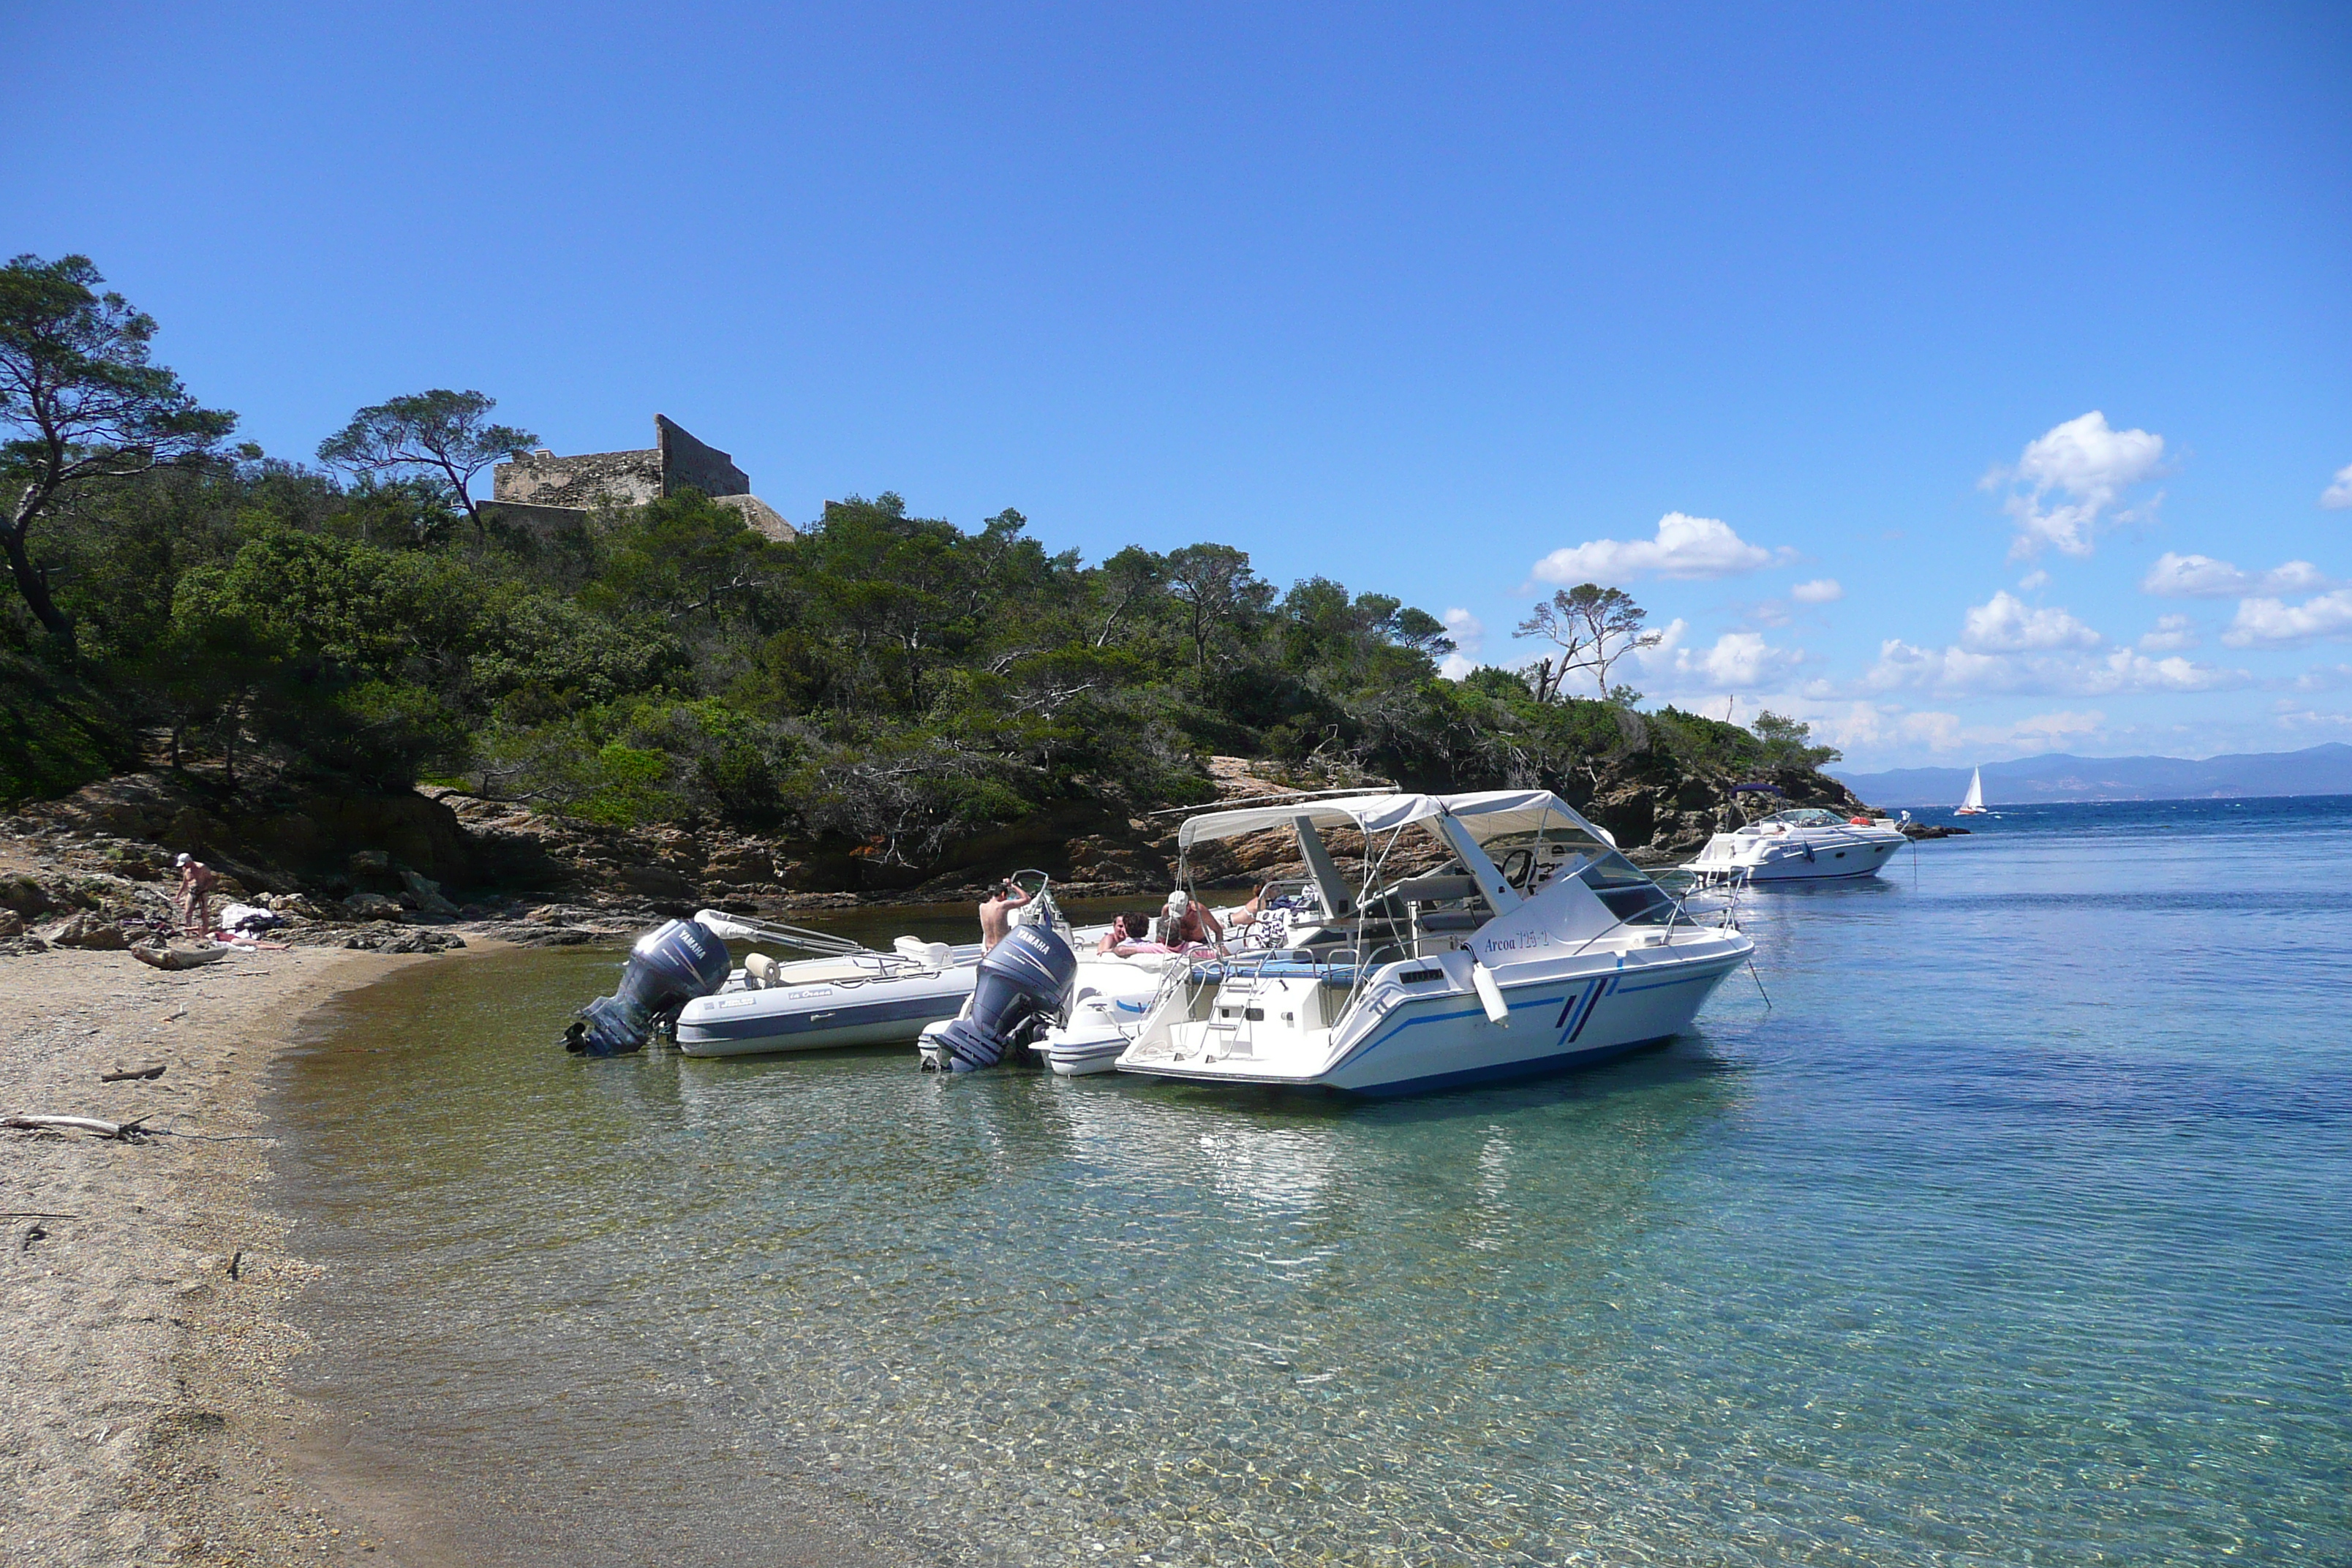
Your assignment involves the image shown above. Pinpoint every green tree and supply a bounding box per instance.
[1164,543,1272,671]
[1750,710,1842,768]
[1514,583,1660,702]
[1088,545,1167,647]
[0,254,235,655]
[316,389,537,540]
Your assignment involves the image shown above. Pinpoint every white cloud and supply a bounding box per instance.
[2274,706,2352,733]
[1808,701,2106,761]
[2012,709,2106,742]
[1865,595,2245,698]
[1809,702,1966,756]
[2223,589,2352,647]
[1789,578,1843,604]
[2139,613,2197,652]
[1531,512,1792,584]
[2141,551,2334,598]
[1985,411,2165,559]
[1960,590,2101,653]
[2017,569,2049,591]
[1437,607,1485,680]
[1677,631,1802,688]
[2093,647,2242,692]
[2291,663,2352,692]
[2323,463,2352,510]
[1624,619,1807,704]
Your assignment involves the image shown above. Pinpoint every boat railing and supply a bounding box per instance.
[693,909,868,957]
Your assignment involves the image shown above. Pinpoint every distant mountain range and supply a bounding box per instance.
[1833,742,2352,807]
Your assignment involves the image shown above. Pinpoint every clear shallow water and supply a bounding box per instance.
[279,802,2352,1565]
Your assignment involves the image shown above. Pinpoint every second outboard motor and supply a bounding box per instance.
[935,924,1079,1073]
[565,918,731,1057]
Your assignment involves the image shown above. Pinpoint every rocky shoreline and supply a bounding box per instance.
[0,752,1885,957]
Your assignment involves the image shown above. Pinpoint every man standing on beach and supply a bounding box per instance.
[175,852,218,935]
[978,878,1031,949]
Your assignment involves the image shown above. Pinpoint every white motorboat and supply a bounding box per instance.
[1955,766,1989,815]
[1109,790,1752,1096]
[1686,807,1908,886]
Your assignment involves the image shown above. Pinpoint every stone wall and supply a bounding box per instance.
[655,415,750,498]
[491,415,753,512]
[492,445,663,509]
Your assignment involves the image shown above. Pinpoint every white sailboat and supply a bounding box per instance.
[1954,766,1989,815]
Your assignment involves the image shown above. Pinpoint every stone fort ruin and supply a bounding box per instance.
[487,415,796,540]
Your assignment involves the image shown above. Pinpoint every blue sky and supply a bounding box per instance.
[5,2,2348,769]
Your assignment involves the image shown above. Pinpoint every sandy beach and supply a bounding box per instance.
[1,929,930,1568]
[0,940,446,1567]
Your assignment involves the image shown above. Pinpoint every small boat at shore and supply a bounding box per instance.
[566,875,1086,1058]
[675,929,983,1056]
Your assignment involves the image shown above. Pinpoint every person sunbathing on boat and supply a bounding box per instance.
[1159,890,1223,949]
[1096,912,1172,956]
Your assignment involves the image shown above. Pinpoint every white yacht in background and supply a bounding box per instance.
[1109,790,1752,1096]
[1686,806,1907,886]
[1955,767,1989,815]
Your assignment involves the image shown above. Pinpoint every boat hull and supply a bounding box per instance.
[676,968,976,1056]
[1042,1029,1130,1075]
[1117,942,1748,1096]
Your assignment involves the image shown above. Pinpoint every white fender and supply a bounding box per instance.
[1469,958,1509,1025]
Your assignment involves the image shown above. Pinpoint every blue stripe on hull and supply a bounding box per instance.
[1340,1033,1677,1097]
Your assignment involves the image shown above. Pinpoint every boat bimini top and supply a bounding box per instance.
[1175,789,1670,944]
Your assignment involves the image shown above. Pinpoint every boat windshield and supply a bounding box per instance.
[1765,807,1849,827]
[1574,860,1681,924]
[1478,826,1672,894]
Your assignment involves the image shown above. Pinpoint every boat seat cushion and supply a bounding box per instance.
[1393,873,1480,905]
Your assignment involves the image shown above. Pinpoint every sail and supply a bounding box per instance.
[1959,768,1985,811]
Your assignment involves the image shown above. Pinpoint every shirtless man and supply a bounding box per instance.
[174,852,219,935]
[1160,890,1222,949]
[978,879,1032,950]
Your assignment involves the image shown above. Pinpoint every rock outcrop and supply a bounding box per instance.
[2,742,1880,927]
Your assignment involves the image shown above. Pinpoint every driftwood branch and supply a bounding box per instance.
[4,1114,151,1139]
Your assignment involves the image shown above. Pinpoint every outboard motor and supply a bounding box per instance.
[933,924,1079,1074]
[565,918,731,1057]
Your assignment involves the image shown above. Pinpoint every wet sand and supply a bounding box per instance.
[0,941,924,1568]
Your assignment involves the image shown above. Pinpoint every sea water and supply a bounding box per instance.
[276,799,2352,1566]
